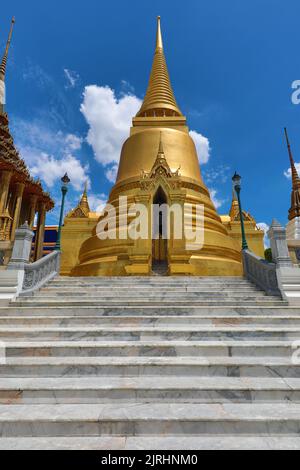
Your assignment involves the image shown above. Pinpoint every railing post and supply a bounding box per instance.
[268,219,293,268]
[268,219,300,305]
[7,222,34,270]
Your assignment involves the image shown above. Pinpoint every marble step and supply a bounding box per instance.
[13,299,285,307]
[0,376,299,404]
[22,291,272,299]
[1,314,300,327]
[51,275,250,284]
[38,287,263,295]
[1,403,300,437]
[0,435,300,450]
[2,340,297,358]
[1,306,295,317]
[0,325,299,341]
[29,295,269,303]
[1,356,299,378]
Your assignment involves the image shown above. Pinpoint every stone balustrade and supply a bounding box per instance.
[20,250,60,296]
[0,222,60,302]
[243,220,300,305]
[242,249,281,296]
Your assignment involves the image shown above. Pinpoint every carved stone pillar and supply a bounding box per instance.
[34,201,46,261]
[0,170,12,214]
[28,194,38,229]
[268,219,293,268]
[10,182,25,242]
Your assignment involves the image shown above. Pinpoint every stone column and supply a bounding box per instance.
[268,219,300,305]
[10,182,25,242]
[28,194,38,229]
[268,219,293,267]
[34,201,46,261]
[8,222,34,269]
[0,170,12,214]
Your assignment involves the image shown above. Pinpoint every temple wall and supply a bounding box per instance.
[60,215,99,276]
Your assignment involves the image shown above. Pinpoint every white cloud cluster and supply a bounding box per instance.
[105,164,119,184]
[189,130,211,165]
[81,85,142,166]
[284,163,300,179]
[256,222,270,249]
[80,85,211,183]
[13,118,89,191]
[27,152,89,190]
[88,193,108,213]
[209,188,226,209]
[203,164,231,185]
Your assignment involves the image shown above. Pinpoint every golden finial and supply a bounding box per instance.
[0,17,15,81]
[156,16,163,51]
[83,180,88,195]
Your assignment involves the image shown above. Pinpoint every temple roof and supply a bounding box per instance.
[136,17,182,118]
[228,190,255,223]
[67,184,91,218]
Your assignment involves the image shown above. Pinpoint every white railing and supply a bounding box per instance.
[20,251,60,296]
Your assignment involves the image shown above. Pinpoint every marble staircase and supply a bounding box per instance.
[0,276,300,449]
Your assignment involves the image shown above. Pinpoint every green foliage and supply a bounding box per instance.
[264,248,273,263]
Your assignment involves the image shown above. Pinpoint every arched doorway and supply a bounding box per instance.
[152,187,168,274]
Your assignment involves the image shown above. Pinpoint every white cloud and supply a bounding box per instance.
[81,85,142,167]
[189,130,211,164]
[257,222,270,249]
[12,118,89,191]
[284,163,300,179]
[105,164,118,183]
[88,193,108,213]
[20,148,89,191]
[203,165,231,185]
[65,133,83,151]
[209,188,225,209]
[64,68,79,89]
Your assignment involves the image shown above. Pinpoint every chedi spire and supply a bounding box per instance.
[136,17,182,117]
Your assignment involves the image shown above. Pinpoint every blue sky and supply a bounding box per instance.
[1,0,300,237]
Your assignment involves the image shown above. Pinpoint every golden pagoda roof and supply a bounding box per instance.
[229,190,255,222]
[284,128,300,220]
[67,183,91,218]
[136,17,182,118]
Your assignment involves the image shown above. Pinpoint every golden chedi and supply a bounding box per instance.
[60,183,100,276]
[73,17,243,276]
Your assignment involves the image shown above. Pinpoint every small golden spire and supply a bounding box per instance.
[0,17,15,81]
[284,128,300,220]
[79,181,90,213]
[229,190,239,220]
[158,132,165,155]
[136,17,182,117]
